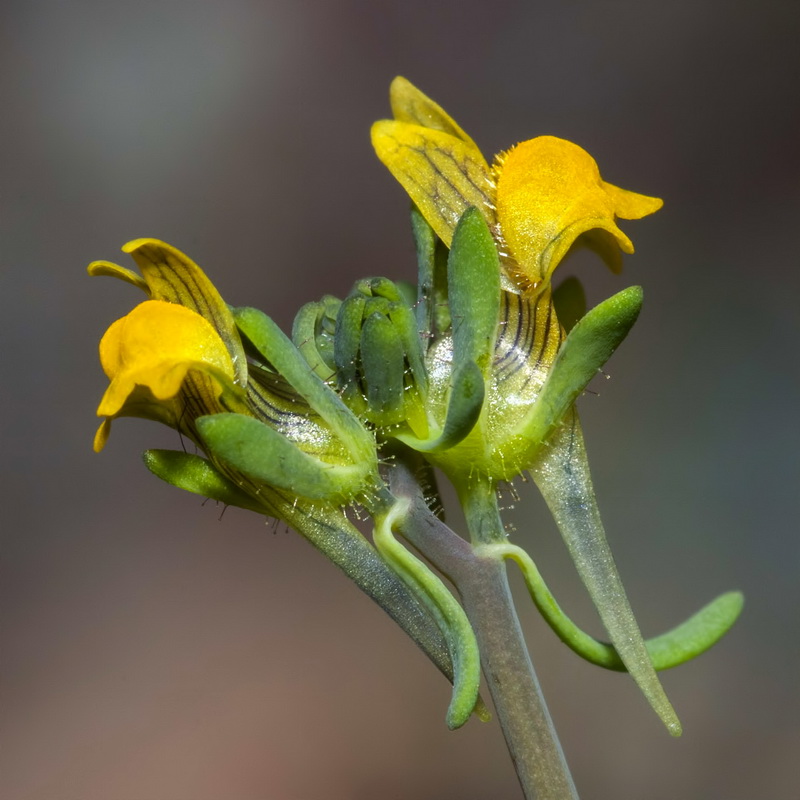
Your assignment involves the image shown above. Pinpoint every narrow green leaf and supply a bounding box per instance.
[399,360,484,452]
[521,285,642,448]
[197,413,369,503]
[531,411,682,736]
[143,449,267,513]
[360,312,406,414]
[374,498,481,729]
[481,541,744,671]
[448,207,501,377]
[640,591,744,670]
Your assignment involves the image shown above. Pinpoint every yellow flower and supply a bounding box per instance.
[90,239,248,452]
[371,77,662,292]
[90,239,379,511]
[94,300,238,451]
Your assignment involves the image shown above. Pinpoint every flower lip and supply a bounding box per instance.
[97,300,237,417]
[93,300,239,452]
[493,136,663,288]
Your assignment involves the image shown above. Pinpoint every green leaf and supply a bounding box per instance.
[520,285,642,447]
[398,360,484,452]
[291,299,339,381]
[639,591,744,670]
[143,449,267,513]
[531,411,682,736]
[482,540,744,671]
[197,413,373,504]
[360,311,406,414]
[374,498,481,729]
[447,207,501,378]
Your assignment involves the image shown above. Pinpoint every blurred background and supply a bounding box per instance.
[2,1,798,798]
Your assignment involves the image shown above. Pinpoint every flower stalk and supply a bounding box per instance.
[388,451,577,799]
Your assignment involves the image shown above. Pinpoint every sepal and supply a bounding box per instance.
[398,208,499,453]
[519,285,642,450]
[291,297,340,381]
[196,413,378,506]
[331,278,429,434]
[447,208,501,379]
[143,449,268,514]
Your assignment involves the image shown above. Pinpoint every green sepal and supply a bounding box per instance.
[353,276,403,302]
[520,285,642,448]
[142,449,268,514]
[552,276,587,334]
[197,413,375,504]
[386,301,428,395]
[361,311,406,414]
[396,208,498,453]
[410,203,451,340]
[348,279,428,394]
[234,305,374,463]
[398,360,484,452]
[291,298,340,381]
[447,207,501,378]
[334,293,367,399]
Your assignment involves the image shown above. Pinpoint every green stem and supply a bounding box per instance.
[389,455,578,800]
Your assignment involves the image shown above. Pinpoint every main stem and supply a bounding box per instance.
[389,459,578,800]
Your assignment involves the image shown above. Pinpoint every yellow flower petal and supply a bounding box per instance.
[601,180,664,219]
[87,260,149,292]
[93,418,112,453]
[389,76,481,151]
[494,136,662,287]
[96,300,236,418]
[371,120,496,248]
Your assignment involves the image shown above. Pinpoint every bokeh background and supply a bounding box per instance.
[2,1,798,798]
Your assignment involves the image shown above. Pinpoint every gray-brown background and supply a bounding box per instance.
[2,1,798,798]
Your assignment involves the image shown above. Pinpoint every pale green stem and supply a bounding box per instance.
[389,456,578,800]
